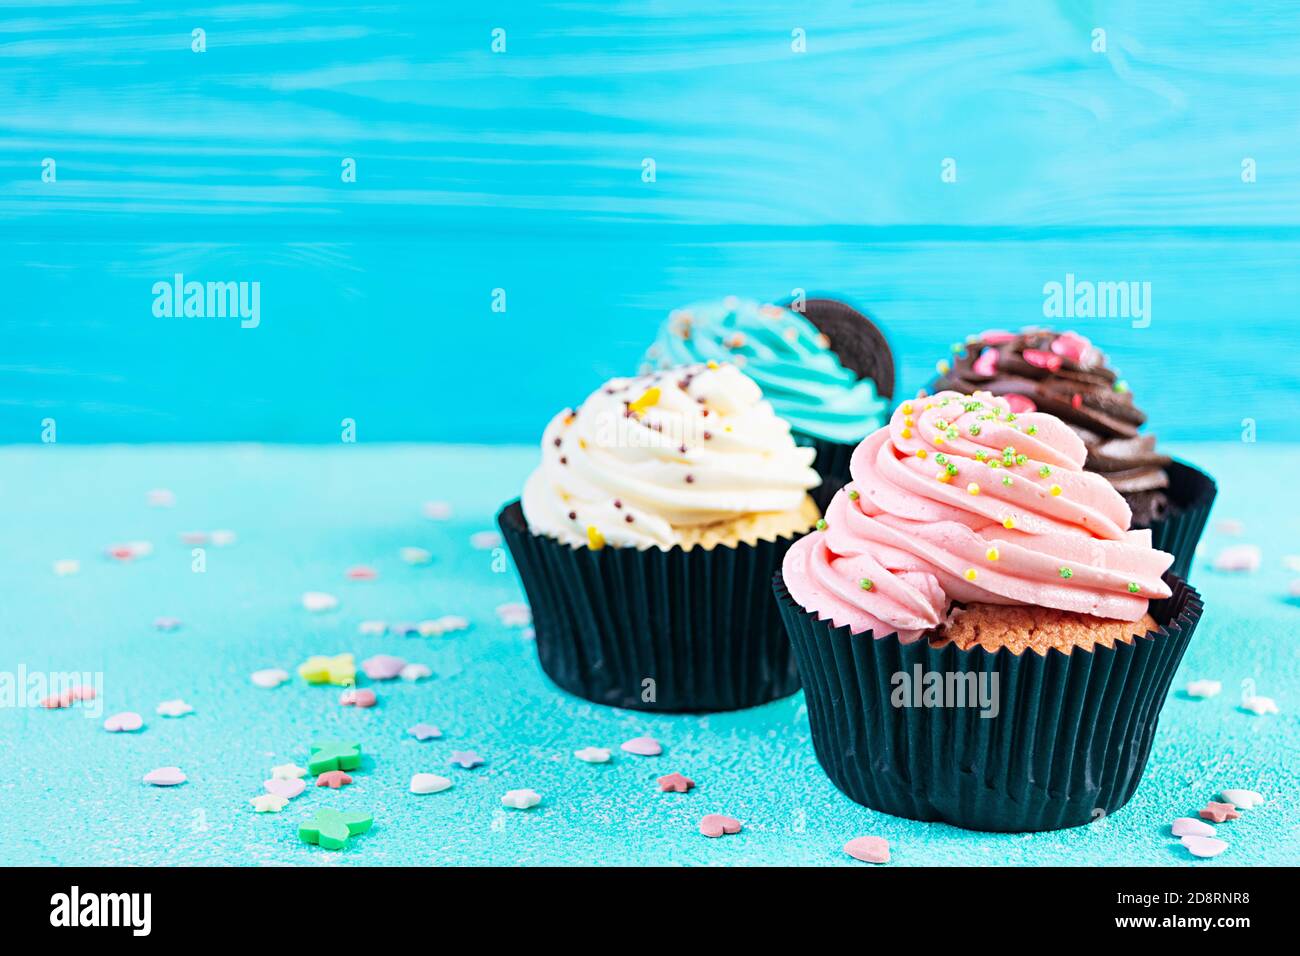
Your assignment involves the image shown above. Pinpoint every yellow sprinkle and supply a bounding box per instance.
[901,428,912,439]
[933,435,945,445]
[924,403,934,410]
[586,526,605,551]
[578,438,587,449]
[904,416,914,426]
[1049,484,1063,496]
[628,387,661,415]
[966,483,980,495]
[706,360,719,369]
[936,470,952,483]
[986,547,1000,561]
[1002,516,1017,530]
[724,425,733,433]
[901,402,914,415]
[964,568,978,582]
[915,449,928,460]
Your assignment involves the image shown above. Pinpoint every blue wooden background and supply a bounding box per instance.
[3,1,1299,443]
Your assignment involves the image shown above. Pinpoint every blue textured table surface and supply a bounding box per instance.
[4,442,1295,866]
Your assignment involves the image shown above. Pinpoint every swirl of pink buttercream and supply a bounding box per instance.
[782,390,1173,640]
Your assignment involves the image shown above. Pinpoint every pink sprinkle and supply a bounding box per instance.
[154,617,182,632]
[340,688,378,708]
[103,711,143,732]
[179,531,209,545]
[107,545,135,561]
[264,777,305,799]
[843,835,891,864]
[699,814,742,838]
[1023,349,1063,372]
[1181,835,1229,858]
[1213,545,1261,573]
[1049,331,1092,364]
[1172,818,1216,838]
[346,565,378,580]
[971,347,999,377]
[316,770,353,789]
[620,736,662,757]
[1004,393,1037,414]
[71,685,96,701]
[361,654,406,680]
[41,692,71,709]
[657,772,694,793]
[978,329,1017,345]
[1200,802,1241,823]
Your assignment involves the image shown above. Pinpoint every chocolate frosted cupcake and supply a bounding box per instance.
[644,296,893,482]
[774,390,1204,831]
[499,362,824,712]
[935,329,1214,576]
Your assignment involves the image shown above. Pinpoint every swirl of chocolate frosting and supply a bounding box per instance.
[934,329,1172,524]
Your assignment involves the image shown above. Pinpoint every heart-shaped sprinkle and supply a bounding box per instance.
[154,616,182,632]
[1171,818,1216,838]
[340,688,377,708]
[699,814,742,838]
[1220,789,1264,809]
[620,736,662,757]
[843,835,890,863]
[143,766,186,786]
[264,777,306,799]
[501,788,541,809]
[1213,544,1261,573]
[410,773,453,794]
[470,531,501,550]
[574,747,611,764]
[250,668,289,688]
[971,347,999,377]
[1181,835,1229,858]
[104,712,143,733]
[361,654,406,680]
[302,591,339,612]
[345,565,378,580]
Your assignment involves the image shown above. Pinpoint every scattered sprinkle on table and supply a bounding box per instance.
[574,747,611,763]
[299,809,373,850]
[422,501,452,520]
[308,740,362,775]
[271,763,308,780]
[409,724,442,741]
[52,559,80,576]
[251,668,290,688]
[210,529,237,547]
[502,789,542,809]
[1185,679,1221,698]
[418,616,470,637]
[400,546,432,565]
[400,663,432,681]
[250,793,289,813]
[620,736,662,757]
[298,653,356,686]
[179,531,208,545]
[1200,802,1241,823]
[104,712,143,733]
[1213,544,1261,573]
[361,654,406,680]
[143,766,186,787]
[301,591,339,613]
[1181,835,1229,859]
[153,616,182,632]
[155,698,194,718]
[495,603,531,627]
[699,814,742,838]
[346,565,378,580]
[316,770,354,789]
[146,488,175,507]
[1171,818,1216,838]
[843,836,890,864]
[1220,788,1264,809]
[449,751,484,769]
[340,688,377,708]
[657,772,694,793]
[410,773,453,794]
[470,531,501,550]
[264,778,306,800]
[359,620,387,636]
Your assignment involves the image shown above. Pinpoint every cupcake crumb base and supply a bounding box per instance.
[934,603,1158,656]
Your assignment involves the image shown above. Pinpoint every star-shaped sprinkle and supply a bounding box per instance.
[251,668,289,688]
[620,735,662,756]
[843,836,890,864]
[1185,679,1221,698]
[250,793,289,813]
[449,751,484,769]
[410,774,452,794]
[340,688,377,708]
[400,663,432,681]
[574,747,611,764]
[316,770,353,789]
[657,772,694,793]
[271,763,308,780]
[699,814,742,838]
[299,809,373,850]
[155,698,194,718]
[361,654,406,680]
[301,591,339,612]
[298,653,356,686]
[1200,802,1241,823]
[408,723,442,741]
[501,789,541,809]
[308,740,362,775]
[1220,788,1264,809]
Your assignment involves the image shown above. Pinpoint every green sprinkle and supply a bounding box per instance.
[963,401,982,412]
[988,459,1002,469]
[1002,476,1013,487]
[946,427,958,439]
[1127,582,1140,593]
[1015,454,1027,466]
[969,424,982,436]
[935,419,949,430]
[1114,380,1130,393]
[859,578,874,591]
[1027,425,1038,435]
[1059,567,1073,580]
[848,489,859,500]
[950,342,963,355]
[815,519,828,531]
[974,450,987,461]
[1003,447,1015,456]
[945,462,958,476]
[1038,465,1052,477]
[1007,413,1017,422]
[934,453,948,465]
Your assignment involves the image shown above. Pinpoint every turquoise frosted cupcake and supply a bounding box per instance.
[644,296,894,481]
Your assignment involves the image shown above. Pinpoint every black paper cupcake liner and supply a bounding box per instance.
[775,571,1203,832]
[497,482,841,713]
[1138,459,1216,581]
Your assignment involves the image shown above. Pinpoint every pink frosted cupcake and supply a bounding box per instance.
[774,390,1204,831]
